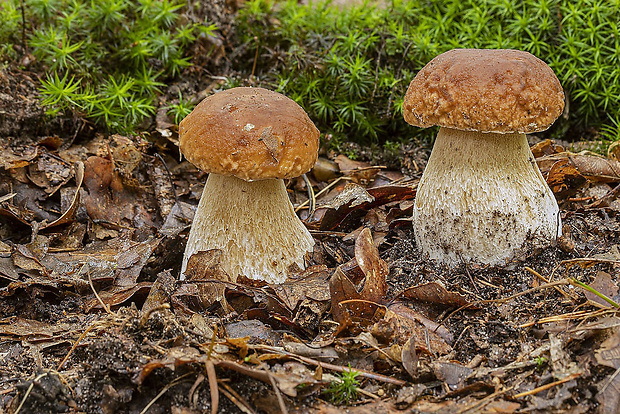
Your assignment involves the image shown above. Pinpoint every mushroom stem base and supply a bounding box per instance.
[413,128,561,267]
[180,174,314,283]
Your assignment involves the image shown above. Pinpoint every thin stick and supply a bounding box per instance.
[268,373,288,414]
[302,173,316,215]
[57,322,98,371]
[14,372,49,414]
[513,372,581,398]
[218,381,257,414]
[524,266,572,300]
[85,264,113,315]
[254,345,406,386]
[295,176,350,212]
[139,373,193,414]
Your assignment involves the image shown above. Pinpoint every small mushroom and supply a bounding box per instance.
[179,87,320,283]
[403,49,565,267]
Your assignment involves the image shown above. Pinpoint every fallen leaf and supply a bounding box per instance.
[401,281,472,308]
[585,271,619,307]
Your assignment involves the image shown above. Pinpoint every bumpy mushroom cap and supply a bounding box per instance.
[179,87,320,283]
[403,49,564,267]
[404,49,565,133]
[179,87,319,181]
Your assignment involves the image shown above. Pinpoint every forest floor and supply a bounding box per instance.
[1,3,620,414]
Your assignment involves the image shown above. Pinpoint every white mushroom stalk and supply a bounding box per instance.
[413,128,561,266]
[181,174,314,283]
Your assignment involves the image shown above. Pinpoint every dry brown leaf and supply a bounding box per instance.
[596,329,620,369]
[401,281,472,308]
[537,152,620,183]
[185,249,232,310]
[356,228,388,303]
[585,271,619,307]
[401,335,418,379]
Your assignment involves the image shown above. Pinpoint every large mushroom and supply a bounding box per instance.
[403,49,565,267]
[179,87,320,283]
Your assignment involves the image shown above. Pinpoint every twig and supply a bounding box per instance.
[139,373,193,414]
[253,345,406,386]
[57,321,99,371]
[268,373,289,414]
[456,386,513,414]
[14,372,49,414]
[513,372,581,398]
[84,264,113,315]
[218,381,257,414]
[302,173,316,216]
[295,176,350,212]
[205,362,219,414]
[524,266,573,300]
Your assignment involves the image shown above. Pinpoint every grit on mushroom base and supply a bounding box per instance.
[413,128,561,266]
[180,174,315,284]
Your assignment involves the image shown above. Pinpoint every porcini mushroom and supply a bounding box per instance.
[179,87,320,283]
[403,49,565,266]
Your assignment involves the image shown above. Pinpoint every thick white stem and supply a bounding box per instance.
[181,174,314,283]
[413,128,561,267]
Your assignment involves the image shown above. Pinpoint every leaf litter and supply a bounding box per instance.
[1,131,620,413]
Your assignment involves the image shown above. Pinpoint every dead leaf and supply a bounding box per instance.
[185,249,232,310]
[356,228,388,303]
[596,329,620,369]
[585,271,619,307]
[42,161,84,230]
[537,152,620,183]
[531,139,565,158]
[432,361,473,390]
[401,335,418,379]
[401,281,472,308]
[545,160,587,199]
[271,266,330,311]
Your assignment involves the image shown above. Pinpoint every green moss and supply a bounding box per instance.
[0,0,215,133]
[236,0,620,145]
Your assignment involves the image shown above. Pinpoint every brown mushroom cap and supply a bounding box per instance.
[403,49,565,134]
[179,87,320,181]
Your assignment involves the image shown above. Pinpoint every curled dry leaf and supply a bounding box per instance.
[401,335,418,379]
[185,249,232,310]
[356,227,388,303]
[537,151,620,183]
[401,281,472,309]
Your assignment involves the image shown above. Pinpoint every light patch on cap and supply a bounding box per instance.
[243,123,255,131]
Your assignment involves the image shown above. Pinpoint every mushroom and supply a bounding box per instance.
[179,87,320,283]
[403,49,565,267]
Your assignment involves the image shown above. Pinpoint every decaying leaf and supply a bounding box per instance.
[401,281,472,308]
[537,151,620,183]
[185,249,232,310]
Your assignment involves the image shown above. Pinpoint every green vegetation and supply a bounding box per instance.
[0,0,215,132]
[237,0,620,144]
[1,0,618,144]
[323,366,360,405]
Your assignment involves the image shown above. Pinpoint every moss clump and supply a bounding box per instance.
[0,0,214,132]
[236,0,620,144]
